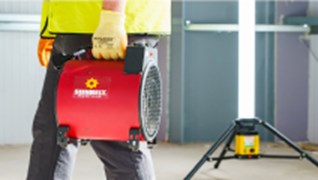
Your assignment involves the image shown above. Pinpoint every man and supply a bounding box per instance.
[27,0,170,179]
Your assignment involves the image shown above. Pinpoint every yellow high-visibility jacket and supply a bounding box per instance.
[41,0,171,38]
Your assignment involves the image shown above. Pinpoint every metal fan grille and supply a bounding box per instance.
[140,64,162,141]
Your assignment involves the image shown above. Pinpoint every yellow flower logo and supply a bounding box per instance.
[85,78,99,89]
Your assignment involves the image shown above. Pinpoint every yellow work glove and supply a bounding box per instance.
[92,10,128,60]
[37,38,54,67]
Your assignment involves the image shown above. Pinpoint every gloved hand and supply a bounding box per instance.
[37,38,54,67]
[92,10,128,60]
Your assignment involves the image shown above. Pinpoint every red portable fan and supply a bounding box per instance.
[55,46,162,150]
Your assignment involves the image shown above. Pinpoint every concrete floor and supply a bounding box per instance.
[0,142,317,180]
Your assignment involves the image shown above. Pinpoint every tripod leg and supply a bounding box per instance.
[261,121,318,167]
[184,122,236,180]
[214,130,236,169]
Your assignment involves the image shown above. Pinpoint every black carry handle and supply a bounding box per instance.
[52,46,93,70]
[52,45,154,74]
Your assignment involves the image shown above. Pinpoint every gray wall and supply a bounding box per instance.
[169,0,275,143]
[157,36,170,140]
[275,1,309,141]
[169,0,185,142]
[183,1,239,142]
[255,1,276,141]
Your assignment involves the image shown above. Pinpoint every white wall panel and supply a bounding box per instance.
[308,1,318,143]
[308,36,318,143]
[0,1,43,144]
[0,0,41,14]
[0,31,45,144]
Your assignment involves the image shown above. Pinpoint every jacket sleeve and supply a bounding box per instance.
[40,0,56,38]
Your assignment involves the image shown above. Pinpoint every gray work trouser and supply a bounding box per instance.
[26,35,159,180]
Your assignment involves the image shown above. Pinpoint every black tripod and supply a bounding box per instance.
[184,118,318,180]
